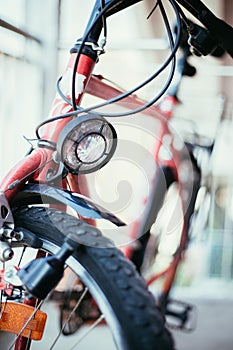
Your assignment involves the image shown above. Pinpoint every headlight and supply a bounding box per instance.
[57,114,117,174]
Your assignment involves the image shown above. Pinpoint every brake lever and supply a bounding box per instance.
[187,22,220,56]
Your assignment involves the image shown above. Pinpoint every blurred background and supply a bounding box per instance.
[0,0,232,166]
[0,1,233,349]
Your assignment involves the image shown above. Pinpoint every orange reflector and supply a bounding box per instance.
[0,302,47,340]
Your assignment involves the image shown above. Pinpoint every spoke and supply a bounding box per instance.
[49,287,88,350]
[17,246,27,266]
[0,262,4,309]
[0,297,7,319]
[8,297,48,350]
[68,314,105,350]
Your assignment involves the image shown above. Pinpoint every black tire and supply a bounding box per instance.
[10,206,174,350]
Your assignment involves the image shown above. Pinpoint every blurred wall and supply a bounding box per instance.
[0,0,59,177]
[0,0,232,283]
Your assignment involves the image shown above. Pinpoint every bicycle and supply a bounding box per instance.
[127,37,228,331]
[0,0,232,349]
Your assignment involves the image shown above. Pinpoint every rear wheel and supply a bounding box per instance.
[0,206,174,350]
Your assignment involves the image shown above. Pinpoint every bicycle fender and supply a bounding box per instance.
[11,183,125,227]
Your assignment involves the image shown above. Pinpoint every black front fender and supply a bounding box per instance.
[11,183,125,227]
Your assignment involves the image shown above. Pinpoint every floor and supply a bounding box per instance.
[1,284,233,349]
[171,295,233,350]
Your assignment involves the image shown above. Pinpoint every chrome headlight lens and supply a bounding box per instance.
[57,114,117,174]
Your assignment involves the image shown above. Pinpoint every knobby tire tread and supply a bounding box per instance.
[13,206,174,350]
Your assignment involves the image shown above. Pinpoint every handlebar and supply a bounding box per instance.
[176,0,233,57]
[198,11,233,57]
[79,0,233,59]
[67,0,232,114]
[166,10,228,99]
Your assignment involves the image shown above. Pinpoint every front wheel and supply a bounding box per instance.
[1,206,174,350]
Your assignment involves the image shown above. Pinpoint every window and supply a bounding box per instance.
[0,1,58,176]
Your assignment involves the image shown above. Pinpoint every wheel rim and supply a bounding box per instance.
[0,239,125,350]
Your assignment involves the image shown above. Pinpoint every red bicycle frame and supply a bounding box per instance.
[0,47,199,304]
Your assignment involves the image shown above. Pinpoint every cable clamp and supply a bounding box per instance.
[37,139,57,151]
[75,40,106,54]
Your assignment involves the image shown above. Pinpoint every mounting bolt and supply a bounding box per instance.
[0,241,14,262]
